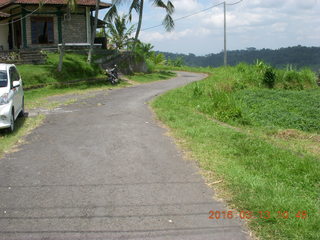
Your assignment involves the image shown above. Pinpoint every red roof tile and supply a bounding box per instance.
[0,0,111,9]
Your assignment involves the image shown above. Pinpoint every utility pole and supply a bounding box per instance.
[223,1,227,66]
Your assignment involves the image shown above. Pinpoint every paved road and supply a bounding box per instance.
[0,72,249,240]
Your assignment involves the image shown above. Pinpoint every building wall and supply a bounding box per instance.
[24,6,87,47]
[62,13,87,43]
[0,22,9,50]
[1,5,90,50]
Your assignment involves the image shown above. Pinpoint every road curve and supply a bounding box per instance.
[0,72,249,240]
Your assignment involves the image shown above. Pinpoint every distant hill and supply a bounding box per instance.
[158,45,320,71]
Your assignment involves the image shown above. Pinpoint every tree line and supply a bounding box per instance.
[158,45,320,71]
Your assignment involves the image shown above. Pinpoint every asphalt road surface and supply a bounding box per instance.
[0,72,249,240]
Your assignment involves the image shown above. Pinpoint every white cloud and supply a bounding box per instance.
[171,0,202,13]
[140,27,212,42]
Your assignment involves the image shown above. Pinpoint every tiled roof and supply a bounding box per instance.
[0,0,111,9]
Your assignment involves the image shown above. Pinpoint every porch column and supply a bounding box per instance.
[86,7,90,43]
[57,8,63,44]
[21,7,27,48]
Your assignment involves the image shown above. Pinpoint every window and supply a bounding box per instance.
[31,17,54,44]
[0,70,8,88]
[9,67,20,89]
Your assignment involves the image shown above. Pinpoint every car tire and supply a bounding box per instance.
[18,98,25,118]
[7,110,14,133]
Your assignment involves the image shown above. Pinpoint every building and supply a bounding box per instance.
[0,0,111,51]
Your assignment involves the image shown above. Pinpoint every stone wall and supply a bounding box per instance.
[62,14,87,44]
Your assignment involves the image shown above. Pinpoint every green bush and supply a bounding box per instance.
[231,61,318,90]
[263,67,276,88]
[282,71,304,90]
[146,59,156,73]
[18,53,103,87]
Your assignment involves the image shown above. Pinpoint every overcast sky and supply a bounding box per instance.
[100,0,320,55]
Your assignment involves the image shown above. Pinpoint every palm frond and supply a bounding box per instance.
[166,0,174,14]
[128,0,140,21]
[104,4,118,21]
[162,14,174,31]
[152,0,166,8]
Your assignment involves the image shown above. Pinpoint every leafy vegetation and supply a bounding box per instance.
[105,0,175,50]
[235,89,320,132]
[17,53,103,88]
[152,63,320,240]
[105,14,135,50]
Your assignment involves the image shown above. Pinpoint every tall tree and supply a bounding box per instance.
[130,0,174,49]
[87,0,100,63]
[105,0,175,49]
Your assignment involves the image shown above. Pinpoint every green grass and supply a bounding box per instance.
[234,89,320,133]
[17,52,104,88]
[127,70,176,83]
[0,115,45,156]
[151,65,320,240]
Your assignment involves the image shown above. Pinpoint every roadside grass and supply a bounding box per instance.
[234,89,320,133]
[126,70,176,83]
[151,65,320,240]
[17,52,104,88]
[0,115,45,157]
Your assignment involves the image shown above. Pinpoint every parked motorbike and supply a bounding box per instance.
[106,65,119,85]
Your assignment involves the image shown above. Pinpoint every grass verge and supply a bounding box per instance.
[151,66,320,240]
[126,70,176,83]
[0,115,45,156]
[17,52,104,88]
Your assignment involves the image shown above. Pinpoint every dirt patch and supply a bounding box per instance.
[274,129,320,142]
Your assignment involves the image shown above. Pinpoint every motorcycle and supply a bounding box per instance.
[106,65,119,85]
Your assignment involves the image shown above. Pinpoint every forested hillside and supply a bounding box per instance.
[159,45,320,70]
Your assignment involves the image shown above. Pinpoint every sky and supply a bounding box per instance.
[99,0,320,55]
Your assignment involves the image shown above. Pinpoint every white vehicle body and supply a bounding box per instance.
[0,64,24,132]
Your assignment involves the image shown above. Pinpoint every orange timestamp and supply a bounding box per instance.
[208,210,308,220]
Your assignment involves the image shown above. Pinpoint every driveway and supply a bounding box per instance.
[0,72,249,240]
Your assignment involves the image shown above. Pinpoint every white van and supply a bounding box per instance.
[0,64,24,132]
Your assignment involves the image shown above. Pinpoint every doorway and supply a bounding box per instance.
[13,19,21,49]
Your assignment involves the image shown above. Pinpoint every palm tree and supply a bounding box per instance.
[87,0,100,63]
[105,0,175,49]
[106,14,135,50]
[58,0,77,72]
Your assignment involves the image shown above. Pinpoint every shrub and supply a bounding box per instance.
[282,71,304,90]
[167,57,184,67]
[299,68,317,87]
[149,52,166,65]
[263,67,276,88]
[146,59,156,73]
[192,83,203,97]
